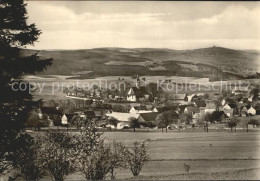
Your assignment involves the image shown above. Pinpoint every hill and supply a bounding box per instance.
[20,46,260,80]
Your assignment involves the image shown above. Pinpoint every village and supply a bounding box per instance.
[26,75,260,132]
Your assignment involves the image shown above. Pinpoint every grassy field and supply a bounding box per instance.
[52,131,260,180]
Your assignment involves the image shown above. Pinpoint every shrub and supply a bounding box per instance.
[124,141,149,177]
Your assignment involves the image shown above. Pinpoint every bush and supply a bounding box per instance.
[39,131,77,181]
[123,141,149,177]
[10,134,44,181]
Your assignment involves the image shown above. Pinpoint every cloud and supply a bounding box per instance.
[26,2,260,50]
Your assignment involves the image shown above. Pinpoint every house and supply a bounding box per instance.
[223,103,236,117]
[247,105,256,116]
[184,106,200,115]
[61,113,76,125]
[61,114,68,125]
[127,87,149,102]
[223,103,236,110]
[185,94,198,102]
[129,106,157,114]
[205,102,216,114]
[138,112,159,124]
[106,112,139,129]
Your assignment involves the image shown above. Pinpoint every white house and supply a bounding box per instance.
[106,112,139,129]
[247,106,256,116]
[61,114,68,125]
[127,85,149,102]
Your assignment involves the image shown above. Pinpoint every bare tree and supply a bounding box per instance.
[123,141,149,177]
[39,131,76,181]
[75,122,110,180]
[107,141,127,180]
[202,113,211,132]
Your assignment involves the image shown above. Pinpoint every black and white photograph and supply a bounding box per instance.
[0,0,260,180]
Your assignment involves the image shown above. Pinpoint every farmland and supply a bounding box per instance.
[58,131,260,180]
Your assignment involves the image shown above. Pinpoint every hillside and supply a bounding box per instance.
[20,46,260,80]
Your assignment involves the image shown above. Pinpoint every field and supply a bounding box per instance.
[59,131,260,180]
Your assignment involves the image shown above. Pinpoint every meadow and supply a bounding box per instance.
[55,131,260,180]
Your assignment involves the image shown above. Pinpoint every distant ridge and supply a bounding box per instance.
[20,46,260,80]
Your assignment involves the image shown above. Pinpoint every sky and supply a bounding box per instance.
[26,1,260,50]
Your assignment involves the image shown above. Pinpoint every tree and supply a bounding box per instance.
[179,113,192,125]
[227,118,238,132]
[123,141,149,177]
[24,110,44,130]
[10,134,44,181]
[75,122,110,180]
[129,117,140,132]
[202,113,211,132]
[210,111,223,123]
[0,0,52,175]
[107,141,127,180]
[107,117,118,130]
[156,110,178,133]
[39,131,76,181]
[248,119,259,128]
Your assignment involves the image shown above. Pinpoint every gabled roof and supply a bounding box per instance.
[106,112,139,122]
[139,112,159,122]
[65,113,76,121]
[130,87,149,98]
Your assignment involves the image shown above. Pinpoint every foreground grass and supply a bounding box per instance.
[21,130,260,180]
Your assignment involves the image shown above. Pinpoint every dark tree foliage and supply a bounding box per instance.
[0,0,52,174]
[129,117,140,132]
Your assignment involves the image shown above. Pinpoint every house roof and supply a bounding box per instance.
[65,113,76,121]
[139,112,159,122]
[106,112,139,122]
[131,87,149,98]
